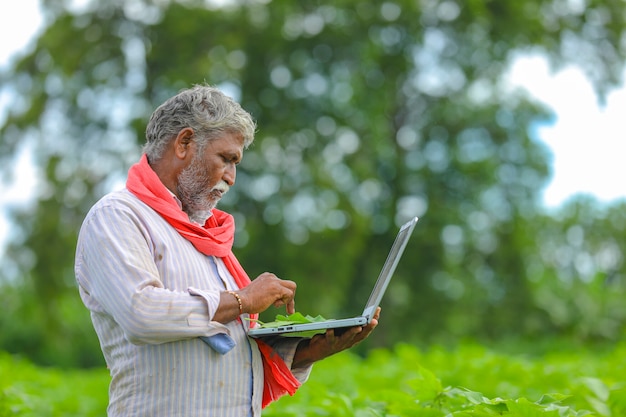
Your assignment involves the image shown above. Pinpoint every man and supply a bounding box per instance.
[75,84,379,417]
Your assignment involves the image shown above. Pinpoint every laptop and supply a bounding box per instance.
[247,216,419,338]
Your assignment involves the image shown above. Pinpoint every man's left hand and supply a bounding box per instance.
[291,307,381,369]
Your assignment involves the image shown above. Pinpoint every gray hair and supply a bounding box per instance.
[143,84,256,161]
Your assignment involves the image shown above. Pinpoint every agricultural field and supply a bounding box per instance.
[1,340,624,416]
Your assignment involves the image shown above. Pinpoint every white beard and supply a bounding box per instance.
[177,156,229,226]
[188,209,214,225]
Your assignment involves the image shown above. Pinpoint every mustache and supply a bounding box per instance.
[211,180,230,195]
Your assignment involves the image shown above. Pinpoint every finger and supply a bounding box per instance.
[279,282,295,313]
[281,280,297,295]
[350,327,364,342]
[325,329,335,343]
[363,319,377,333]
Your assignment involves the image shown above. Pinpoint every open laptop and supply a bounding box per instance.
[248,216,419,338]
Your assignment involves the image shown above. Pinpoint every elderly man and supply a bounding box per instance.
[74,84,379,417]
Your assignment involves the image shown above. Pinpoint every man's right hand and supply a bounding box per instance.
[239,272,297,315]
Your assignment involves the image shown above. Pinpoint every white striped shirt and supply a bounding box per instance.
[75,189,310,417]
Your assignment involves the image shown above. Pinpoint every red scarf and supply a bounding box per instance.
[126,154,300,408]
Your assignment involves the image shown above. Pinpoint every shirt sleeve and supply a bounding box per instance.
[262,337,313,383]
[75,202,227,345]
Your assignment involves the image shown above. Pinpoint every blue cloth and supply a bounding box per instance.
[200,333,236,354]
[200,256,237,354]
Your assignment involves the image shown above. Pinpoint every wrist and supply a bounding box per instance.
[292,339,315,369]
[226,290,243,315]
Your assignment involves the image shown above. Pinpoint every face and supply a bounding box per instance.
[176,132,244,225]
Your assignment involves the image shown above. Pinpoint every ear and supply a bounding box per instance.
[173,127,195,160]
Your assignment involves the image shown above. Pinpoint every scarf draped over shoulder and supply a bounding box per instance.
[126,154,300,408]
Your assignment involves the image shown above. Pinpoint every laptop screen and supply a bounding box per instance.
[361,217,418,321]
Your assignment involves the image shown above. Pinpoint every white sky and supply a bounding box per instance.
[505,56,626,208]
[0,0,625,249]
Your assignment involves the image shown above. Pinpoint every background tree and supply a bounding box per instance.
[0,0,624,366]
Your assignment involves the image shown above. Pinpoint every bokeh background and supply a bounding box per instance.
[0,0,625,371]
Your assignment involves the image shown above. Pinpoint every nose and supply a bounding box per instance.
[223,164,236,186]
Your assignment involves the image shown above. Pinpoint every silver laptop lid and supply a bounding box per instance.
[361,217,418,321]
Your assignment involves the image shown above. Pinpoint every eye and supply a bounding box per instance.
[222,154,241,165]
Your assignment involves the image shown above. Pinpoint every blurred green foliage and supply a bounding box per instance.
[267,341,626,416]
[1,341,624,416]
[0,351,109,416]
[0,0,625,367]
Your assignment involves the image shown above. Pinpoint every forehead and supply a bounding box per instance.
[204,132,245,154]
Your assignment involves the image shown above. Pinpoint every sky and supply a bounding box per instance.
[505,56,626,208]
[0,0,625,248]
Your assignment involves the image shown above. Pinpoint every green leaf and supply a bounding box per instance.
[247,312,330,337]
[537,393,572,405]
[406,366,444,403]
[506,397,560,416]
[274,313,328,324]
[579,377,610,402]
